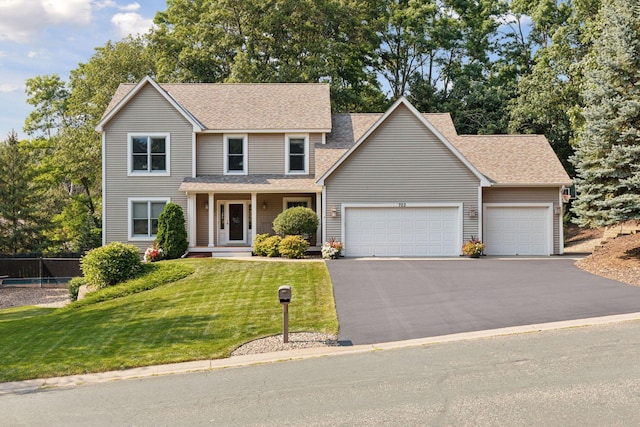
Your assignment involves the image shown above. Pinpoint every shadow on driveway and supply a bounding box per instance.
[327,258,640,345]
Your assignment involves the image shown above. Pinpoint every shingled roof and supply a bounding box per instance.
[320,111,571,187]
[103,79,332,131]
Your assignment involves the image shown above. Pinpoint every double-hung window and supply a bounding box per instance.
[129,198,169,239]
[285,134,309,175]
[128,133,170,176]
[224,134,248,175]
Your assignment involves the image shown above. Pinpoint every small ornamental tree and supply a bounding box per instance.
[155,202,188,259]
[272,206,319,237]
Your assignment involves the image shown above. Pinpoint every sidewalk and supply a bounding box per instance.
[3,312,640,396]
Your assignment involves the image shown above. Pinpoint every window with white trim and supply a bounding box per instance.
[285,134,309,174]
[283,197,312,210]
[129,198,169,239]
[128,133,170,175]
[224,134,248,174]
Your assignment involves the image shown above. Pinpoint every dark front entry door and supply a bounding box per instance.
[228,203,244,241]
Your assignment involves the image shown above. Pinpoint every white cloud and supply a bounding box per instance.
[95,1,140,12]
[0,0,92,42]
[111,12,153,37]
[27,50,38,58]
[0,84,20,93]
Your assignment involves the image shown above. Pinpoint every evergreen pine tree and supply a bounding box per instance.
[571,0,640,227]
[0,132,47,253]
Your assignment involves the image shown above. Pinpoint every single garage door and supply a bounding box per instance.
[345,206,459,257]
[483,206,551,255]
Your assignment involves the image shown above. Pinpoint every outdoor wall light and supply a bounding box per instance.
[204,201,209,210]
[262,201,267,210]
[331,206,337,217]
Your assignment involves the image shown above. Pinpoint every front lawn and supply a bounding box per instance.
[0,258,337,383]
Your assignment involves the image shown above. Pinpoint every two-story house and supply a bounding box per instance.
[97,76,572,257]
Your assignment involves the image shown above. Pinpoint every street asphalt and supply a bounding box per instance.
[327,256,640,345]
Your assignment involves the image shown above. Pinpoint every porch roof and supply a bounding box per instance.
[179,175,321,193]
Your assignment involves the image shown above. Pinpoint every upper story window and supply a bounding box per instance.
[285,134,309,175]
[129,198,169,240]
[128,133,170,176]
[224,134,248,175]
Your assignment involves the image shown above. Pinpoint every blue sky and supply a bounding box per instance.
[0,0,162,139]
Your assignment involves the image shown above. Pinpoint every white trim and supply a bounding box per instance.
[101,132,107,246]
[187,194,196,248]
[558,190,564,255]
[201,128,331,134]
[96,76,204,132]
[192,133,197,178]
[127,197,171,241]
[208,193,215,247]
[477,186,483,242]
[316,192,322,245]
[341,202,464,257]
[127,133,171,177]
[317,97,491,187]
[482,203,554,256]
[321,133,326,145]
[321,186,327,244]
[282,196,312,211]
[251,193,257,245]
[285,133,309,175]
[223,134,248,175]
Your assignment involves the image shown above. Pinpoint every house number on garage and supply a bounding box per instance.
[398,202,407,207]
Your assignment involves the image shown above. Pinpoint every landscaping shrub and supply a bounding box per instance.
[262,235,282,257]
[81,242,142,288]
[67,276,87,301]
[252,233,271,256]
[156,202,188,259]
[278,235,309,259]
[272,206,318,236]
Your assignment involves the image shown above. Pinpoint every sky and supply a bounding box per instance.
[0,0,162,140]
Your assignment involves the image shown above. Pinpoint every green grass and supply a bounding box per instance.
[0,258,338,383]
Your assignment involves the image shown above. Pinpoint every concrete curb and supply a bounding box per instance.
[2,312,640,396]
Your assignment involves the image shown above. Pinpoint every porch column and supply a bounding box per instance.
[316,191,322,246]
[187,193,196,248]
[208,193,215,247]
[251,192,257,245]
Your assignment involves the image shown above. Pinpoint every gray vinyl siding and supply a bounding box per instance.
[103,83,193,251]
[483,187,563,254]
[324,104,480,244]
[196,133,321,176]
[196,134,223,175]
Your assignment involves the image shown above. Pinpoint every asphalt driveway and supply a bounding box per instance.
[327,257,640,345]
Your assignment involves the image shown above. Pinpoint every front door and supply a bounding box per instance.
[228,203,244,242]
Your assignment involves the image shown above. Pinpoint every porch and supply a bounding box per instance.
[185,191,323,252]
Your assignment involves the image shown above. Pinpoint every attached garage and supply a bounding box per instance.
[343,205,461,257]
[483,204,552,256]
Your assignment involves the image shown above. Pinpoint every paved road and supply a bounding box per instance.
[2,320,640,426]
[327,258,640,344]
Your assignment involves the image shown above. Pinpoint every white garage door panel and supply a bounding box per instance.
[345,207,459,257]
[484,206,550,256]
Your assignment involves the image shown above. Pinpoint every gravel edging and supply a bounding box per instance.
[0,287,70,309]
[231,332,340,356]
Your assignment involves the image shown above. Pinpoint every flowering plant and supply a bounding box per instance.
[322,238,344,259]
[144,244,164,262]
[462,237,485,257]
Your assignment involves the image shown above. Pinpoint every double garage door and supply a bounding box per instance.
[483,205,552,256]
[344,206,460,257]
[343,205,553,257]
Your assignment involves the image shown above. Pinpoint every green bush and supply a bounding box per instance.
[278,235,309,259]
[67,277,87,301]
[156,202,188,259]
[272,206,318,236]
[81,242,142,289]
[252,233,271,256]
[262,235,282,257]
